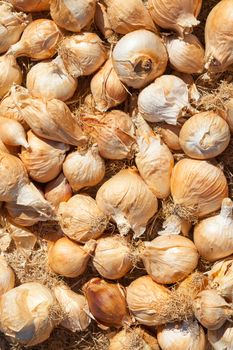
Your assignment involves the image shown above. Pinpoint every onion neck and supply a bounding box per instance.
[220,198,233,219]
[112,211,131,236]
[6,41,26,58]
[177,14,199,37]
[158,215,182,235]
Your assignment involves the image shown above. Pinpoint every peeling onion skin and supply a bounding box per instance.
[208,321,233,350]
[109,328,160,350]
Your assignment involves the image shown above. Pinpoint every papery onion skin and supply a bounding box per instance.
[208,257,233,301]
[6,201,45,226]
[94,2,114,40]
[9,0,50,12]
[45,173,72,209]
[0,256,15,296]
[109,328,160,350]
[208,321,233,350]
[0,55,22,99]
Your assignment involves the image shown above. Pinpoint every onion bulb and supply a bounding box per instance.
[0,256,15,296]
[20,130,69,183]
[138,75,189,125]
[93,235,133,280]
[54,285,91,332]
[208,257,233,302]
[8,0,50,12]
[26,56,78,102]
[171,159,228,218]
[50,0,96,32]
[223,98,233,133]
[109,328,160,350]
[0,116,29,149]
[0,282,55,346]
[58,194,108,243]
[59,33,107,78]
[45,173,72,209]
[194,198,233,262]
[6,19,62,60]
[96,168,158,238]
[48,237,96,278]
[208,321,233,350]
[63,144,105,192]
[158,124,182,151]
[94,2,114,40]
[179,112,230,159]
[112,29,168,88]
[83,277,130,328]
[0,55,22,99]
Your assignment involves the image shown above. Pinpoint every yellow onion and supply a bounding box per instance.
[109,328,160,350]
[59,33,107,78]
[176,272,208,300]
[44,173,72,209]
[8,0,50,12]
[94,2,114,40]
[223,99,233,133]
[26,56,78,102]
[58,194,108,243]
[148,0,201,37]
[82,110,135,160]
[165,34,204,74]
[6,221,37,257]
[6,19,62,60]
[157,320,206,350]
[0,55,22,99]
[205,0,233,73]
[0,256,15,295]
[134,114,174,199]
[208,257,233,301]
[0,116,29,149]
[0,1,31,54]
[54,285,91,332]
[112,29,168,88]
[48,237,96,278]
[158,124,182,151]
[93,235,133,280]
[208,321,233,350]
[96,168,158,238]
[138,75,189,125]
[0,282,55,346]
[50,0,96,32]
[179,112,230,159]
[194,198,233,262]
[193,289,233,330]
[83,277,130,328]
[170,159,228,218]
[90,59,128,112]
[63,144,105,192]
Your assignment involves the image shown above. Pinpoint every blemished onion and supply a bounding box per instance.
[0,282,55,346]
[6,19,62,60]
[90,59,128,112]
[20,131,69,183]
[0,1,31,54]
[44,173,72,209]
[59,33,107,78]
[26,56,78,102]
[138,75,189,125]
[48,237,96,278]
[208,256,233,301]
[134,114,174,199]
[0,117,29,149]
[170,158,228,218]
[208,321,233,350]
[63,144,105,192]
[194,198,233,262]
[57,194,108,243]
[158,124,182,151]
[148,0,201,37]
[179,112,230,159]
[157,320,206,350]
[193,289,233,330]
[54,285,91,332]
[109,328,160,350]
[50,0,96,32]
[83,277,130,328]
[112,29,168,89]
[96,168,158,238]
[0,256,15,296]
[93,235,133,280]
[8,0,50,12]
[0,55,22,99]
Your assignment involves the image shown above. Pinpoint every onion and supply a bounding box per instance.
[208,256,233,301]
[8,0,50,12]
[0,256,15,296]
[109,328,160,350]
[0,55,22,99]
[208,321,233,350]
[0,116,29,149]
[44,173,72,209]
[158,124,182,151]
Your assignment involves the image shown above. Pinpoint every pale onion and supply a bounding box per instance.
[205,0,233,73]
[6,19,62,60]
[193,289,233,330]
[82,110,136,160]
[96,168,158,238]
[176,272,208,300]
[112,29,168,89]
[222,98,233,133]
[90,59,128,112]
[54,285,91,332]
[50,0,96,32]
[157,320,206,350]
[126,275,172,326]
[57,194,108,243]
[138,75,189,125]
[0,116,29,148]
[208,257,233,302]
[179,112,230,159]
[194,198,233,262]
[48,237,96,278]
[93,235,133,280]
[63,144,105,192]
[0,256,15,295]
[171,159,228,218]
[0,282,55,346]
[83,277,130,327]
[109,328,160,350]
[134,114,174,199]
[11,86,87,146]
[26,56,78,102]
[157,214,191,236]
[148,0,201,37]
[158,124,182,151]
[44,173,72,209]
[0,55,22,99]
[165,34,204,74]
[0,1,31,54]
[59,33,107,78]
[8,0,50,12]
[208,321,233,350]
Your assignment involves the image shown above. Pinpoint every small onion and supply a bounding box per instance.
[44,173,72,209]
[94,2,114,40]
[158,124,182,151]
[109,328,160,350]
[0,55,22,99]
[8,0,50,12]
[0,256,15,296]
[223,98,233,133]
[208,321,233,350]
[208,257,233,301]
[0,116,29,149]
